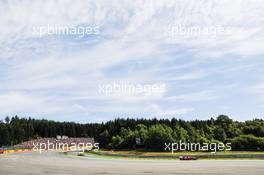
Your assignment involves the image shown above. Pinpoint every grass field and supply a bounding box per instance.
[86,150,264,160]
[97,150,264,156]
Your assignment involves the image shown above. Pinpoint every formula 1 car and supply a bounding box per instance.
[0,148,4,154]
[179,155,198,160]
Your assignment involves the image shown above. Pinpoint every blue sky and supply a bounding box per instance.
[0,0,264,122]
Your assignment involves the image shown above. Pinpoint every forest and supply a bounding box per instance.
[0,115,264,151]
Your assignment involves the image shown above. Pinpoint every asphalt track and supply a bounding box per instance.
[0,152,264,175]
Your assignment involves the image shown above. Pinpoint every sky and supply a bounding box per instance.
[0,0,264,123]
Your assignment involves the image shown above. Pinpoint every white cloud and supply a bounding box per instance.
[0,0,263,121]
[165,90,220,102]
[246,83,264,95]
[0,91,59,116]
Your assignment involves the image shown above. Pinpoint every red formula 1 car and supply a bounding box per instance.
[179,155,199,160]
[0,148,4,154]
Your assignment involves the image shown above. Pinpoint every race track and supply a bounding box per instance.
[0,152,263,175]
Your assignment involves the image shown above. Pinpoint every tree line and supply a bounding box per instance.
[0,115,264,151]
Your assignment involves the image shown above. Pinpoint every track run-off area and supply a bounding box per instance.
[0,151,264,175]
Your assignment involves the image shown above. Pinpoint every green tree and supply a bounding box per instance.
[145,124,174,150]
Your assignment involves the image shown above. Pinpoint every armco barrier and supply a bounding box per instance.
[3,149,32,154]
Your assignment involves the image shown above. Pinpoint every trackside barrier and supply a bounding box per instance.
[1,146,92,154]
[3,149,32,154]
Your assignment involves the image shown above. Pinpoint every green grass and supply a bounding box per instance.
[84,151,264,160]
[83,150,264,160]
[97,150,264,156]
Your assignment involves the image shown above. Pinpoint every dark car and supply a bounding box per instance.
[179,155,198,160]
